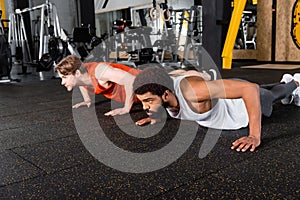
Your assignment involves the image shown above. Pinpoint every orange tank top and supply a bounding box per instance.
[84,62,141,103]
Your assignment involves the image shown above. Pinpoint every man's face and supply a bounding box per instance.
[136,92,165,117]
[58,71,77,92]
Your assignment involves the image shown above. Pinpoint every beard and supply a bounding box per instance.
[146,102,169,120]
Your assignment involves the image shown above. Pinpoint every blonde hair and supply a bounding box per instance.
[55,55,87,75]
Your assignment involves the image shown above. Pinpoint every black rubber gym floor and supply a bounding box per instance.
[0,65,299,199]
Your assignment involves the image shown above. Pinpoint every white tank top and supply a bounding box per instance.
[167,76,249,130]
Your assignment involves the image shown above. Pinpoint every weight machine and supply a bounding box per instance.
[234,4,257,49]
[240,10,256,49]
[165,5,204,69]
[0,10,16,83]
[8,0,62,79]
[110,18,154,67]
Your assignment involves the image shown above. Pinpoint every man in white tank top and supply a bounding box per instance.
[133,67,300,153]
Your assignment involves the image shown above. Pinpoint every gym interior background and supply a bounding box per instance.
[1,0,300,81]
[0,0,299,199]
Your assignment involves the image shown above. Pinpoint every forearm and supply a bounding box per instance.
[104,83,134,116]
[79,86,91,103]
[248,113,261,139]
[243,84,262,139]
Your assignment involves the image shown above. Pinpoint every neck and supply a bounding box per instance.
[77,73,93,86]
[167,93,179,110]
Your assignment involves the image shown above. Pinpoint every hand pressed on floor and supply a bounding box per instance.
[231,136,261,152]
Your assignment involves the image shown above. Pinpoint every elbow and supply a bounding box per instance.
[253,83,260,92]
[251,83,260,101]
[242,82,260,99]
[248,82,259,93]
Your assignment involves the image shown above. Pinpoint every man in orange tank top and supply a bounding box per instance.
[55,55,141,116]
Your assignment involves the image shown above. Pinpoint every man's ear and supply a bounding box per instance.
[162,90,170,101]
[75,69,81,77]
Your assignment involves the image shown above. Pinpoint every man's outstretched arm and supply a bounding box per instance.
[73,86,91,108]
[188,78,262,152]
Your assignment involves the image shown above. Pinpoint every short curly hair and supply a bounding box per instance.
[133,67,174,96]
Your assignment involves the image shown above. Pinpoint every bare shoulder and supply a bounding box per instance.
[169,69,211,80]
[95,63,111,73]
[179,76,209,101]
[180,76,207,88]
[95,63,112,80]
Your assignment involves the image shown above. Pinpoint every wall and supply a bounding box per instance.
[94,0,193,14]
[275,0,300,61]
[256,0,272,61]
[256,0,300,62]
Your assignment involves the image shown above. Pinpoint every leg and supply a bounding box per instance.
[260,81,297,117]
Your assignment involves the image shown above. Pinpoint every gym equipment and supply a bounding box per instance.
[182,6,203,66]
[8,0,62,75]
[150,0,171,22]
[0,11,10,82]
[8,13,32,64]
[117,3,208,71]
[168,6,203,68]
[150,0,161,20]
[235,7,257,50]
[111,19,154,66]
[71,26,103,59]
[160,0,171,24]
[0,10,17,83]
[48,24,107,64]
[130,4,205,69]
[222,0,247,69]
[113,19,132,33]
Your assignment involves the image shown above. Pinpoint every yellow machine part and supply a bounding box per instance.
[252,0,258,5]
[222,0,247,69]
[0,0,7,27]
